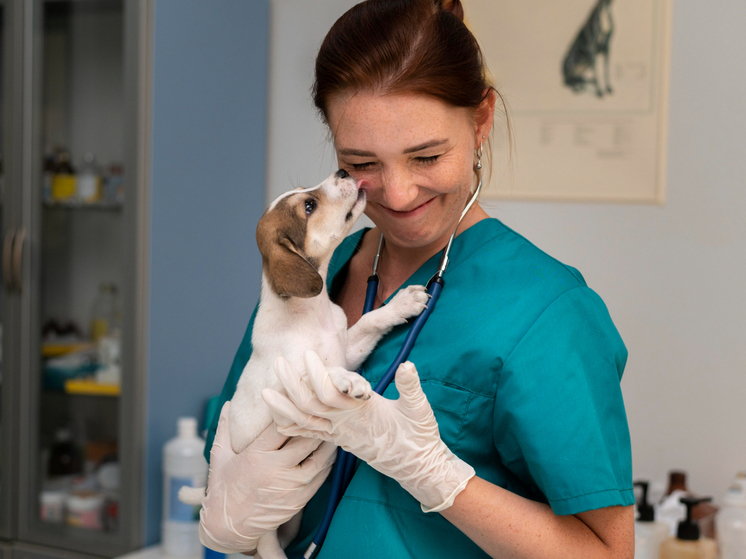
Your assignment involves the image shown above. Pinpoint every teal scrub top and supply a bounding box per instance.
[205,218,634,558]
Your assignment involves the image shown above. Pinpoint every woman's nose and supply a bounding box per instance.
[381,168,418,210]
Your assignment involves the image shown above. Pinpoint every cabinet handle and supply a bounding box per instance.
[3,228,16,292]
[12,228,26,293]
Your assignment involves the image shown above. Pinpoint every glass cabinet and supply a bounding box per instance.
[1,0,149,556]
[35,0,125,537]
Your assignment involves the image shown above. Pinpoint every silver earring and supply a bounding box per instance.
[476,143,483,170]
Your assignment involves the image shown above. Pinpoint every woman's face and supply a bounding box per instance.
[327,90,490,251]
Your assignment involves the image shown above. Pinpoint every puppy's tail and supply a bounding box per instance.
[178,485,206,505]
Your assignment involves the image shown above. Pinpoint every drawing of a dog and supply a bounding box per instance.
[562,0,614,97]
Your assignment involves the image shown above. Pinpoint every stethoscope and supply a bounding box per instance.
[302,172,484,559]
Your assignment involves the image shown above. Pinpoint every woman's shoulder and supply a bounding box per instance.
[457,218,588,297]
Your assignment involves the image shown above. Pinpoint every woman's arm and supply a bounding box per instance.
[442,476,634,559]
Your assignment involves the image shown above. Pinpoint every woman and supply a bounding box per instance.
[200,1,635,557]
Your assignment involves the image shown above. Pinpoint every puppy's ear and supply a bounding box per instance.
[266,238,323,298]
[256,207,324,299]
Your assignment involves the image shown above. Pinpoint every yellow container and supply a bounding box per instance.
[51,174,77,200]
[660,536,717,559]
[91,318,109,342]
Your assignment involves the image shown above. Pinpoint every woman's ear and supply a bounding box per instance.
[474,89,497,147]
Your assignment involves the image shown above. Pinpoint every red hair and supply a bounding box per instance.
[313,0,491,119]
[313,0,509,179]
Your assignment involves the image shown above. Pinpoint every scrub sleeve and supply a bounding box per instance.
[205,219,634,559]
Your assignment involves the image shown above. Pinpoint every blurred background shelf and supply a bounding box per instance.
[42,200,123,212]
[63,379,120,397]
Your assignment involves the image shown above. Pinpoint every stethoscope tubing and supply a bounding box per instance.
[305,275,443,558]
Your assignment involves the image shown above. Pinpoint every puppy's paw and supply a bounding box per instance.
[178,485,206,505]
[386,285,429,321]
[328,367,372,400]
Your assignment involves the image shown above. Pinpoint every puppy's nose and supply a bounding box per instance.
[335,169,350,179]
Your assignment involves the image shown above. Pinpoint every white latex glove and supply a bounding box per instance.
[198,400,337,553]
[261,350,475,513]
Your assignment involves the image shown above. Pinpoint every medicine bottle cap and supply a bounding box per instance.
[633,481,655,522]
[177,417,198,438]
[667,470,688,494]
[677,496,712,541]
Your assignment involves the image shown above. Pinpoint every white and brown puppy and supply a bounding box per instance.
[231,169,428,453]
[181,170,428,558]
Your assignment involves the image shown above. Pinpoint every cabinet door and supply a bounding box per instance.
[0,0,22,542]
[16,0,143,555]
[0,0,9,540]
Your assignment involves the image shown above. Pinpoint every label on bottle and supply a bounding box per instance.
[168,477,199,522]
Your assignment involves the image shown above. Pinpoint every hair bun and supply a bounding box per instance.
[439,0,465,21]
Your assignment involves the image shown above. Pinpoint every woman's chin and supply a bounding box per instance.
[367,205,462,250]
[376,223,444,250]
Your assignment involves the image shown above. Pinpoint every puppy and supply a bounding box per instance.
[181,170,428,558]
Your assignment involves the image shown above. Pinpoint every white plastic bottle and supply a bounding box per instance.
[716,482,746,559]
[162,417,207,557]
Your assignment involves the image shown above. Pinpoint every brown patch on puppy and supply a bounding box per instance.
[256,196,323,298]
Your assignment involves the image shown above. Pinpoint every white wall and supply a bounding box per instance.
[266,0,746,504]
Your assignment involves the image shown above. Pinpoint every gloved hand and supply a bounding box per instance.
[198,400,337,553]
[261,351,475,513]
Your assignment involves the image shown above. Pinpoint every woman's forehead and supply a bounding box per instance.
[329,91,472,150]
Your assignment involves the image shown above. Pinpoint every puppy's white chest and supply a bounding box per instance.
[228,294,348,453]
[304,303,348,364]
[278,311,346,370]
[251,295,348,375]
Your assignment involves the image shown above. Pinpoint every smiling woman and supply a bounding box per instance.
[329,91,491,262]
[202,2,636,558]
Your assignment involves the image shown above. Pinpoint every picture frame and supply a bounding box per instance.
[466,0,673,203]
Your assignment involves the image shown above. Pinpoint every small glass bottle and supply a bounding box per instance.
[48,428,83,477]
[90,283,121,342]
[51,150,77,201]
[103,163,124,204]
[77,152,102,203]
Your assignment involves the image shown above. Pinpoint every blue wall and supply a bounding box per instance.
[146,0,268,544]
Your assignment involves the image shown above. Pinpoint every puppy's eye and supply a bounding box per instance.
[305,199,317,215]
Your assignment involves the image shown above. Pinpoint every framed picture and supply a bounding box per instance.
[466,0,673,203]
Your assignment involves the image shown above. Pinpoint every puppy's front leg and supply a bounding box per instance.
[345,285,428,370]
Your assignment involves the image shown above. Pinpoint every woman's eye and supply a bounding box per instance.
[415,155,440,165]
[305,199,317,215]
[350,162,374,171]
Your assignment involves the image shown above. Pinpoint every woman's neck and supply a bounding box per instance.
[371,203,489,298]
